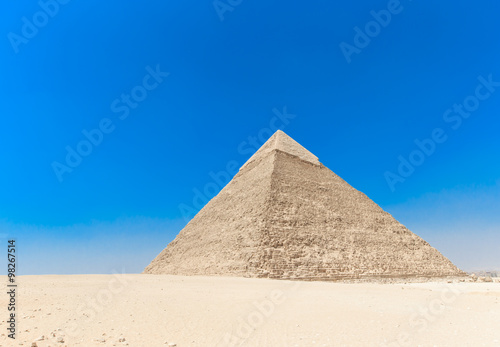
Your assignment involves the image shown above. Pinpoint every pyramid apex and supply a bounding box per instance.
[241,130,320,169]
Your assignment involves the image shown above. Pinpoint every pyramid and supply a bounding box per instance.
[144,130,465,280]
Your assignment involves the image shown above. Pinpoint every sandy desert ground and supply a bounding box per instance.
[1,275,499,347]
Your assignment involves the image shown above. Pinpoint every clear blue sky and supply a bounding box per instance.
[1,1,499,274]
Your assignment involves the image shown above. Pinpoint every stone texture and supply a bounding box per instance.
[144,131,465,280]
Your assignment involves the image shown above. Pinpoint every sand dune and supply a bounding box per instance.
[2,275,499,346]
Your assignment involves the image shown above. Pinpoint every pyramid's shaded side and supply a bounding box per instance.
[145,134,465,280]
[248,150,464,280]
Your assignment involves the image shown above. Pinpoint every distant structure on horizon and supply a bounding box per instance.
[144,130,465,281]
